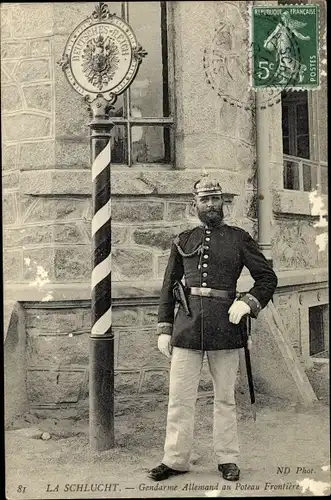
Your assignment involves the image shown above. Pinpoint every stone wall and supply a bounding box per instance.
[23,302,216,409]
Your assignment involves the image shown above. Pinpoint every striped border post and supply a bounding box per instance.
[88,94,114,451]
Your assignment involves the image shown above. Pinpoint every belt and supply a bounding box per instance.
[189,287,235,299]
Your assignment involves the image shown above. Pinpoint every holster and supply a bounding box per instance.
[173,280,191,316]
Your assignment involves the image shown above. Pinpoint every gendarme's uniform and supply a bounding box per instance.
[157,223,278,350]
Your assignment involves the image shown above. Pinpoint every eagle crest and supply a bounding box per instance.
[81,35,120,90]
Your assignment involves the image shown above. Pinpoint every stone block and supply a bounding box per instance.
[20,170,91,195]
[133,226,179,251]
[237,142,255,172]
[114,371,140,395]
[140,370,169,394]
[4,226,53,248]
[1,7,11,38]
[157,253,170,279]
[141,306,158,326]
[113,170,241,195]
[3,114,51,141]
[22,197,88,223]
[117,329,166,369]
[81,309,91,330]
[237,107,255,145]
[216,101,238,137]
[19,141,54,170]
[1,41,27,59]
[167,202,188,221]
[27,333,89,366]
[53,35,89,138]
[3,250,22,282]
[112,200,164,222]
[1,84,23,112]
[80,220,91,241]
[55,139,90,168]
[1,68,10,83]
[27,369,85,405]
[22,84,52,112]
[14,59,51,82]
[112,308,140,328]
[2,144,17,171]
[10,4,53,38]
[111,226,129,245]
[54,223,85,244]
[25,309,79,333]
[2,172,19,190]
[22,248,54,282]
[113,248,154,280]
[53,3,113,34]
[29,38,51,56]
[54,246,91,281]
[2,193,17,225]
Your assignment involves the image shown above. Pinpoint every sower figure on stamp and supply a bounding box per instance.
[147,176,278,482]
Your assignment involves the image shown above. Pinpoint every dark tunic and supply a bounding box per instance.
[158,224,278,351]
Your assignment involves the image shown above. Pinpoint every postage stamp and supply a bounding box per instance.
[250,4,320,90]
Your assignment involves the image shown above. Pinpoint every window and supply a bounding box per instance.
[309,305,329,358]
[110,2,173,166]
[282,91,328,194]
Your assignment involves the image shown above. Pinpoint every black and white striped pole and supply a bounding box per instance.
[87,94,114,450]
[58,2,147,451]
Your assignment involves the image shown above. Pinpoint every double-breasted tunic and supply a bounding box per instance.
[157,224,278,351]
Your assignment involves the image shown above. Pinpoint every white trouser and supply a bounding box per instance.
[162,347,240,471]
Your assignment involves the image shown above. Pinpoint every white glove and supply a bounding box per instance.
[228,300,251,324]
[158,334,173,358]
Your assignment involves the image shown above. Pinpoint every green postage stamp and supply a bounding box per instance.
[250,4,320,90]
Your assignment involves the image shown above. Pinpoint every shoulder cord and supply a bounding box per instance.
[174,236,204,258]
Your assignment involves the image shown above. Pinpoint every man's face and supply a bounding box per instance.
[195,194,224,226]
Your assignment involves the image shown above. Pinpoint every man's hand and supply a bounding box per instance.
[228,300,251,324]
[158,334,173,358]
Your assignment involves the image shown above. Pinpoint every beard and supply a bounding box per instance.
[197,205,224,227]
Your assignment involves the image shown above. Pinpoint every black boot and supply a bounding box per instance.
[147,463,188,481]
[218,463,240,481]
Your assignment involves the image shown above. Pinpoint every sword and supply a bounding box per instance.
[244,315,256,421]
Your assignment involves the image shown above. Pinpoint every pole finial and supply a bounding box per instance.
[92,2,114,21]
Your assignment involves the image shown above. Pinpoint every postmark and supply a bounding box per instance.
[250,4,320,90]
[204,3,321,111]
[203,10,286,111]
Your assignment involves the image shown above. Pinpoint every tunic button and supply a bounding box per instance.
[202,282,207,287]
[205,237,210,242]
[203,263,208,268]
[202,272,208,277]
[203,255,208,259]
[206,230,211,234]
[204,246,210,250]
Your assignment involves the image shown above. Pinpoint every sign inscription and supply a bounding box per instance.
[58,3,147,102]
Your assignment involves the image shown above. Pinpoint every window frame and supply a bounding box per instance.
[281,90,327,194]
[110,1,175,168]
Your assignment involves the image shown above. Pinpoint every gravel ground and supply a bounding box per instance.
[5,392,330,499]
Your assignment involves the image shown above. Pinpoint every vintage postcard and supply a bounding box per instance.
[2,1,329,498]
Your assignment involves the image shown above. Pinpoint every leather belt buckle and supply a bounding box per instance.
[200,287,212,297]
